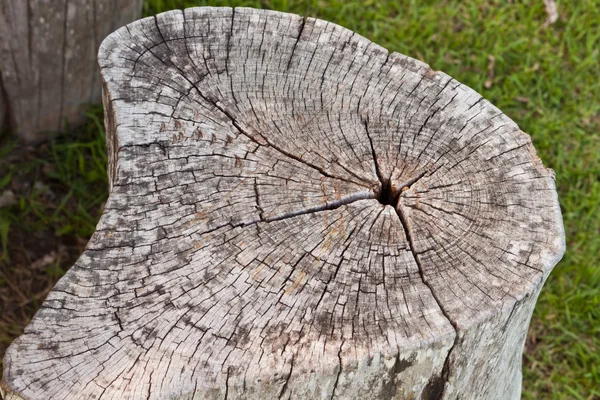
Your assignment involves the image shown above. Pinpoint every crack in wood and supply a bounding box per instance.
[397,181,460,400]
[365,109,458,398]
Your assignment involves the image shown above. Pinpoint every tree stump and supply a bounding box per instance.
[1,7,565,400]
[0,0,143,142]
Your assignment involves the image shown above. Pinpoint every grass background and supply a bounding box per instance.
[1,0,598,398]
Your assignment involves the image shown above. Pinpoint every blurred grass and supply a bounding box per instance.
[1,0,599,398]
[0,108,107,247]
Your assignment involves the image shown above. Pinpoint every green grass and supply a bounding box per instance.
[0,108,107,247]
[1,0,599,398]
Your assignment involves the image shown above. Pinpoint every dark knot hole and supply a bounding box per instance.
[377,179,400,207]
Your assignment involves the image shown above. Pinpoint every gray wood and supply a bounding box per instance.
[0,0,143,142]
[0,83,5,131]
[0,7,565,399]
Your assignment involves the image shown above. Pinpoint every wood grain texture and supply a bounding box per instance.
[0,81,5,130]
[1,7,565,400]
[0,0,143,142]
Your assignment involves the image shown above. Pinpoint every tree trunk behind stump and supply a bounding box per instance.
[0,0,143,142]
[0,84,6,131]
[1,7,565,400]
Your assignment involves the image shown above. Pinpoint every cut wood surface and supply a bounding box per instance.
[1,7,565,400]
[0,0,143,142]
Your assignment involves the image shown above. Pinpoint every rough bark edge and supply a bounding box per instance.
[101,78,118,193]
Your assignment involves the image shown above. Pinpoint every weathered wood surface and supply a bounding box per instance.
[0,0,143,142]
[1,7,565,400]
[0,84,5,131]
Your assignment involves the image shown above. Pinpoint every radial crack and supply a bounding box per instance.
[286,16,306,71]
[362,119,385,197]
[199,91,371,188]
[164,190,377,241]
[278,356,294,399]
[395,181,459,400]
[330,341,344,400]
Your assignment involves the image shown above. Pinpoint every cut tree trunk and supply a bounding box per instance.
[0,7,565,400]
[0,0,143,143]
[0,83,5,131]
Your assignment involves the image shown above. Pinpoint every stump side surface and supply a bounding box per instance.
[1,7,564,400]
[0,0,143,142]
